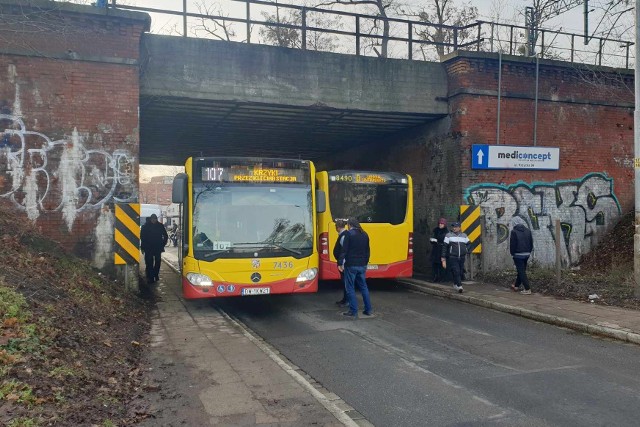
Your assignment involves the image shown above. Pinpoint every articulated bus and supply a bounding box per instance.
[172,157,324,299]
[316,170,413,280]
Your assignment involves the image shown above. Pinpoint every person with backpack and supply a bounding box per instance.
[509,216,534,295]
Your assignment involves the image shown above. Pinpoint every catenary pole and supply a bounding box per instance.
[634,0,640,298]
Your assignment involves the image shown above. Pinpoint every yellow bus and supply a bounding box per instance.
[172,157,324,299]
[316,170,413,280]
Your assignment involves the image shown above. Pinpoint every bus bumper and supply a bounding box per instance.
[320,259,413,281]
[182,276,319,299]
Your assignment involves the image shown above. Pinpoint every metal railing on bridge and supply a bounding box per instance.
[109,0,634,69]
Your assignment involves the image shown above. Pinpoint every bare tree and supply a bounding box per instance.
[404,0,478,60]
[191,1,240,41]
[259,7,342,51]
[317,0,396,57]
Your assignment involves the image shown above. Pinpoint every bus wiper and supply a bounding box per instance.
[268,243,302,256]
[201,249,231,259]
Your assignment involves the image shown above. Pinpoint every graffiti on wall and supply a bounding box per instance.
[0,112,136,230]
[464,173,621,265]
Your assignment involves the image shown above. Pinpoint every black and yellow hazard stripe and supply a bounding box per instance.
[460,205,482,254]
[114,203,140,265]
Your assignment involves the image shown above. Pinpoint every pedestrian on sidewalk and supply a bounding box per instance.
[333,219,349,307]
[509,216,533,295]
[141,214,168,284]
[338,219,373,318]
[441,222,470,293]
[430,218,448,282]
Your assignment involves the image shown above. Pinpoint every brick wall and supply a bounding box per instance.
[0,1,149,270]
[445,52,634,268]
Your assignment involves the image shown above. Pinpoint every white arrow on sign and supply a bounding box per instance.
[477,149,485,165]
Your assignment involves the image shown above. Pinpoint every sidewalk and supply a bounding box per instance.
[153,249,366,426]
[398,277,640,346]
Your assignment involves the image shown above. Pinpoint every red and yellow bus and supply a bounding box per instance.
[316,170,413,280]
[172,157,323,299]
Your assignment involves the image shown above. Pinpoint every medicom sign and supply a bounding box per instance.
[471,145,560,170]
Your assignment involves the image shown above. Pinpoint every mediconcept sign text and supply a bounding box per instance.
[471,145,560,170]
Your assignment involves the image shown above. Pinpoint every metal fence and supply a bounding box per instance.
[108,0,634,69]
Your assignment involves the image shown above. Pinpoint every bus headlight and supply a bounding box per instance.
[186,273,213,287]
[296,268,318,282]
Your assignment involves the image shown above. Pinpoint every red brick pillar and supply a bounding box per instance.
[0,1,149,271]
[444,52,634,267]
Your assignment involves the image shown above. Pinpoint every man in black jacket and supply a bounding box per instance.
[441,222,470,293]
[338,219,372,318]
[333,219,349,307]
[509,217,534,294]
[140,214,168,283]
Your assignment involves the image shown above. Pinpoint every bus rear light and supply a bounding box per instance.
[320,232,329,260]
[408,232,414,258]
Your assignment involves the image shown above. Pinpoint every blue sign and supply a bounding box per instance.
[227,284,236,293]
[216,285,225,293]
[472,145,560,170]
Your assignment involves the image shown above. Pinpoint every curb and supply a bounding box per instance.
[397,279,640,346]
[159,255,365,427]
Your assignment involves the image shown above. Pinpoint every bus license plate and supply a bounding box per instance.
[242,287,271,296]
[367,265,379,270]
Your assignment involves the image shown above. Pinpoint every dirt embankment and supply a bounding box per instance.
[482,211,640,309]
[0,204,151,426]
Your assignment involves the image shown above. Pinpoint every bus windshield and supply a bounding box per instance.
[329,182,408,225]
[192,183,313,260]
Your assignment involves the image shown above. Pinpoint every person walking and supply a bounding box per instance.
[140,214,168,283]
[338,219,373,318]
[334,219,349,307]
[509,216,534,295]
[441,222,470,293]
[430,218,448,282]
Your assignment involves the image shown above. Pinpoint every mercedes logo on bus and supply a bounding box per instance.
[250,273,261,283]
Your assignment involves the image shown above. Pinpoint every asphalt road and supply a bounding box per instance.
[207,280,640,427]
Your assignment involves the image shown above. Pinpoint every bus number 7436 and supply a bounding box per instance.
[273,261,294,269]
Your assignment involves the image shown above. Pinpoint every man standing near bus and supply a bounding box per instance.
[441,222,470,293]
[141,214,168,284]
[338,219,373,318]
[334,219,349,307]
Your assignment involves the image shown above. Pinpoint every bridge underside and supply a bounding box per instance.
[140,97,441,165]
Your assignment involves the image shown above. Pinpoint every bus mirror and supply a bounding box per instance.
[316,190,326,213]
[172,173,188,203]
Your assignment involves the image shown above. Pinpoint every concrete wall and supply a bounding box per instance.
[0,0,149,271]
[140,35,449,115]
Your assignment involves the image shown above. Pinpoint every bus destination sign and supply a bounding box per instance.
[201,165,305,183]
[329,172,406,184]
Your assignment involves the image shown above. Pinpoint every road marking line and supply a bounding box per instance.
[218,309,362,427]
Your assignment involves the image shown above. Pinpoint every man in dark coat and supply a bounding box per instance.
[338,219,373,318]
[140,214,168,283]
[509,217,534,294]
[430,218,448,282]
